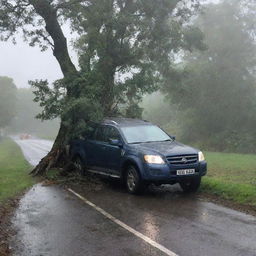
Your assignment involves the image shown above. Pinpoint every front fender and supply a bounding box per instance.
[121,155,145,179]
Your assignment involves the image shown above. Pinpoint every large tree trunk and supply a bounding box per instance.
[29,0,78,175]
[30,123,70,175]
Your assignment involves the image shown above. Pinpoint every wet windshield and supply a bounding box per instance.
[121,125,171,144]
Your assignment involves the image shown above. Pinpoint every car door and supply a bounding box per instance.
[103,126,123,175]
[80,122,97,167]
[87,125,109,170]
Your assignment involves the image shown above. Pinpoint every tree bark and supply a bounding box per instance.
[29,0,78,175]
[29,0,77,77]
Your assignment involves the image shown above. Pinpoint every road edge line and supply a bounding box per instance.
[67,188,178,256]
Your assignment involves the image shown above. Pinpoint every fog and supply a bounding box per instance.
[0,39,62,88]
[0,0,218,89]
[0,0,255,153]
[142,0,256,154]
[0,23,78,88]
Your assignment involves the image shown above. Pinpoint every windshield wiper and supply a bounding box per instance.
[130,139,172,144]
[146,139,172,142]
[129,141,154,144]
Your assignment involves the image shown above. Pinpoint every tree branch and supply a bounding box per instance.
[28,0,77,78]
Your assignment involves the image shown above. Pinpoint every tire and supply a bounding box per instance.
[73,156,86,176]
[179,177,201,193]
[125,165,143,194]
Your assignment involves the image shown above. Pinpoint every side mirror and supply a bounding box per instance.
[169,135,176,140]
[109,139,123,147]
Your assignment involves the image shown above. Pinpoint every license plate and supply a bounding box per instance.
[177,169,195,175]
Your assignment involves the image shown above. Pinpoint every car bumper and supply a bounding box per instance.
[142,161,207,183]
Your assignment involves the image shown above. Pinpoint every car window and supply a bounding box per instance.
[105,126,121,141]
[94,125,108,142]
[121,125,170,143]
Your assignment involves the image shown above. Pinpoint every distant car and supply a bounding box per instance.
[70,118,207,194]
[19,134,31,140]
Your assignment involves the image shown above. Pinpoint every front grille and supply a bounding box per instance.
[166,154,198,165]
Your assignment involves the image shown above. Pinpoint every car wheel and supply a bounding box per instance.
[179,177,201,193]
[73,156,86,176]
[125,165,143,194]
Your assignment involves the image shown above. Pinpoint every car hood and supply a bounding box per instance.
[130,140,199,156]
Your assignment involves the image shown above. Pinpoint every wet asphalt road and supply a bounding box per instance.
[13,137,53,166]
[11,138,256,256]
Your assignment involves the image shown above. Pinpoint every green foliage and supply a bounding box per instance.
[0,0,49,50]
[62,0,206,120]
[30,73,105,138]
[0,0,206,143]
[0,76,17,129]
[29,79,66,120]
[0,138,35,202]
[163,0,256,153]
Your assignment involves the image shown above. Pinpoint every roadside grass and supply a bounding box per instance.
[0,138,35,203]
[201,152,256,207]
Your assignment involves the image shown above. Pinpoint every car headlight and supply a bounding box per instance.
[144,155,165,164]
[198,151,205,162]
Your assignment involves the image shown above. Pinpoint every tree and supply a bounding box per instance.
[163,0,256,153]
[0,76,17,135]
[0,0,205,175]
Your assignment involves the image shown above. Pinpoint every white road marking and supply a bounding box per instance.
[68,188,178,256]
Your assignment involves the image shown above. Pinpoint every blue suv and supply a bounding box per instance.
[70,118,207,194]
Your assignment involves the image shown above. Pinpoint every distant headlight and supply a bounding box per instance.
[144,155,165,164]
[198,151,205,162]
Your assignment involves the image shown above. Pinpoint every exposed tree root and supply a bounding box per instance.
[30,147,70,176]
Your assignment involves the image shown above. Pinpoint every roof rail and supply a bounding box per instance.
[104,119,118,125]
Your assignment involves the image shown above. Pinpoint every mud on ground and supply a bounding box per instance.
[0,199,18,256]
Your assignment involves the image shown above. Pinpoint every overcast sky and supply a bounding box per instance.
[0,39,63,88]
[0,0,219,88]
[0,28,80,88]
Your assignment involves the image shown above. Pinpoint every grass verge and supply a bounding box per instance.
[201,152,256,207]
[0,138,35,203]
[0,138,35,255]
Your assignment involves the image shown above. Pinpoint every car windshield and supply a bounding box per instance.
[121,125,171,144]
